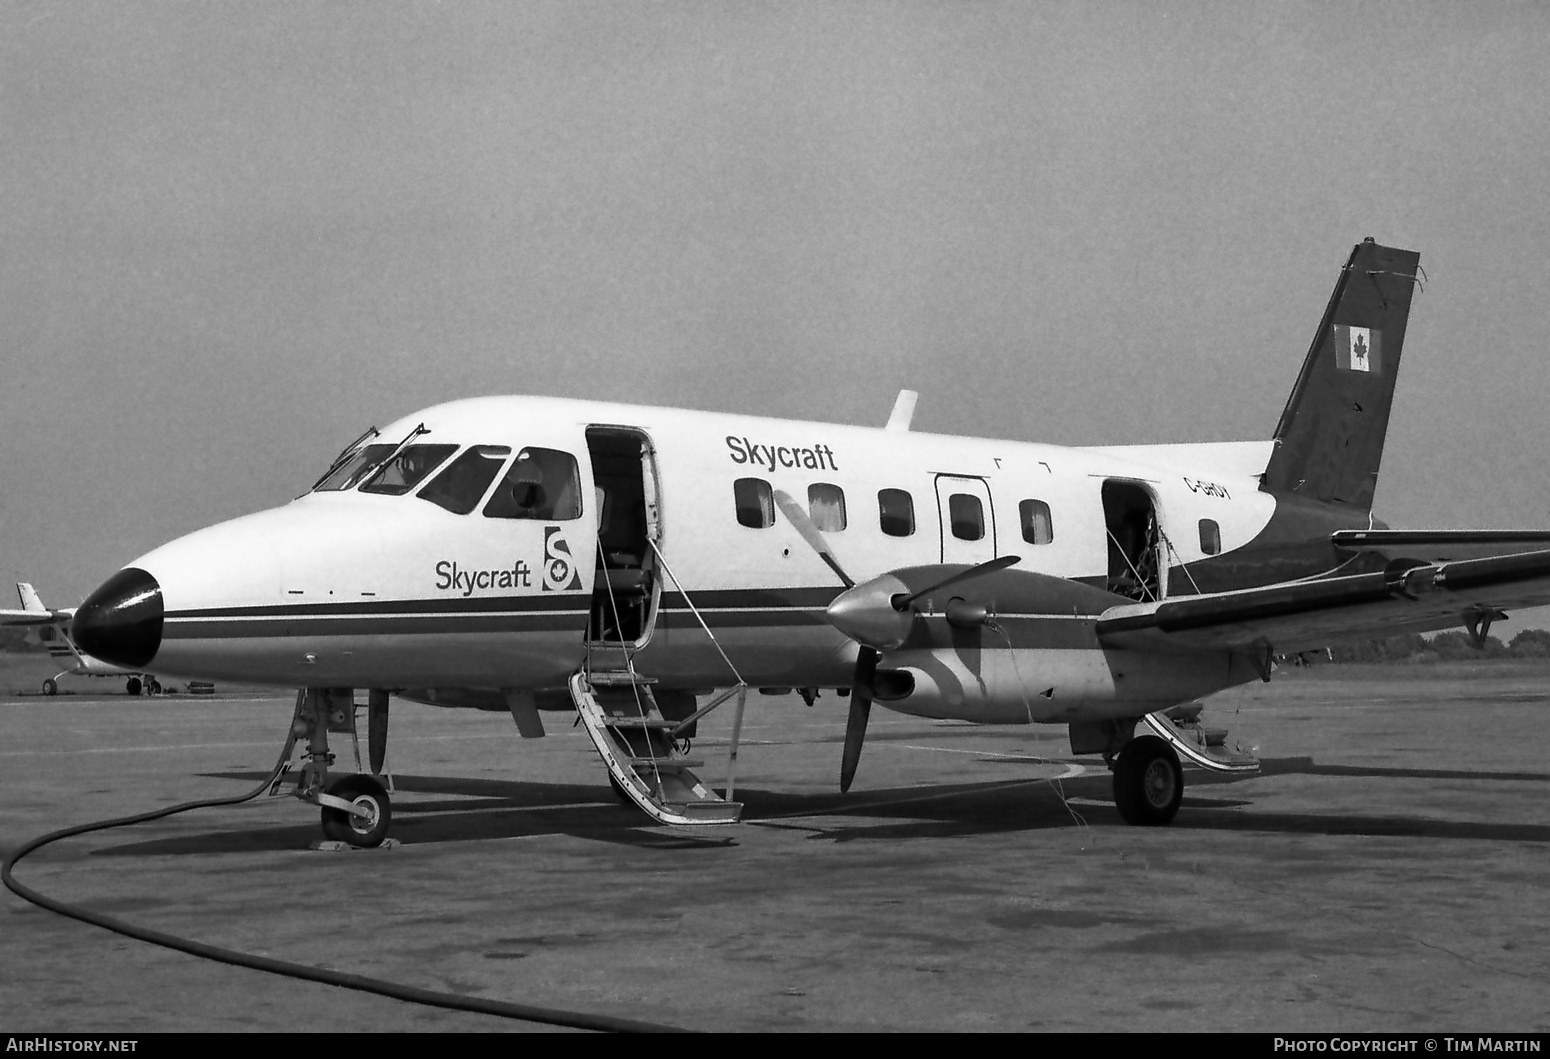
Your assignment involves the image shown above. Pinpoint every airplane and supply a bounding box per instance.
[0,582,168,696]
[63,237,1550,848]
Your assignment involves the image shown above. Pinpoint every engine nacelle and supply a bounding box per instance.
[870,645,1259,725]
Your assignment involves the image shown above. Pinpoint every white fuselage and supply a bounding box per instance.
[126,395,1282,724]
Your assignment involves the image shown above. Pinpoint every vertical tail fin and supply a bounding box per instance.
[1262,238,1423,510]
[17,583,46,613]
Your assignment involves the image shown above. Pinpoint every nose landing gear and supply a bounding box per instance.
[320,773,392,848]
[271,687,396,849]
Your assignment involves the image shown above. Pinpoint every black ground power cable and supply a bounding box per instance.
[2,754,688,1034]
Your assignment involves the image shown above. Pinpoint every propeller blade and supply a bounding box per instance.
[897,554,1021,610]
[840,646,878,793]
[772,489,854,588]
[368,689,389,775]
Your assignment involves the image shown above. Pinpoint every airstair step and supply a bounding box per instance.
[662,801,743,822]
[627,757,703,770]
[571,669,743,827]
[587,671,658,686]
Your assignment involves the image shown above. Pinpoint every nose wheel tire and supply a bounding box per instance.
[320,774,392,848]
[1113,735,1184,826]
[42,678,57,696]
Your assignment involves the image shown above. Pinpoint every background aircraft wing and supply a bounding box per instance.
[2,582,74,625]
[1333,529,1550,563]
[1097,548,1550,654]
[0,609,70,626]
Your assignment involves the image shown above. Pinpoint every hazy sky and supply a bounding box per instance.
[5,1,1550,622]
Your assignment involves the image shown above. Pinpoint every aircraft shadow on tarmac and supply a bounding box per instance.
[751,757,1550,845]
[90,770,739,857]
[86,756,1550,858]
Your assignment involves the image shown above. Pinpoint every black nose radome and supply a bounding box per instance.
[74,567,163,669]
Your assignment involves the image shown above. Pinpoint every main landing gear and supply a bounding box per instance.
[271,687,394,849]
[1111,735,1184,826]
[1098,706,1261,825]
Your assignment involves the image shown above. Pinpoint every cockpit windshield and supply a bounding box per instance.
[312,423,433,494]
[419,446,512,514]
[313,443,397,492]
[359,444,458,495]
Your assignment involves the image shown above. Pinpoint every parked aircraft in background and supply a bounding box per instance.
[0,583,172,696]
[64,238,1550,848]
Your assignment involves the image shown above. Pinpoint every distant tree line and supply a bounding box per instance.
[1327,628,1550,663]
[0,626,40,652]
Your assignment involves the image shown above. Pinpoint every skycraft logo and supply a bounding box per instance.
[543,526,582,592]
[432,526,582,596]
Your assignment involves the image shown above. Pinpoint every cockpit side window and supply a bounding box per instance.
[359,444,459,496]
[419,446,511,514]
[314,444,397,492]
[483,448,583,521]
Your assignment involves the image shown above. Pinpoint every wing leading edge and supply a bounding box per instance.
[1097,547,1550,655]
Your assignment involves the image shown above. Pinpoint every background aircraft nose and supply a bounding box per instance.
[73,567,163,668]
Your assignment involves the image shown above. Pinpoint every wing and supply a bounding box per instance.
[2,583,73,625]
[1334,529,1550,563]
[1097,548,1550,654]
[0,608,70,626]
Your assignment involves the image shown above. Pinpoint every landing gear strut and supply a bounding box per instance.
[272,688,394,849]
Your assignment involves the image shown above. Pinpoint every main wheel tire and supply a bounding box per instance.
[126,677,142,697]
[320,774,392,848]
[42,678,57,696]
[1113,735,1184,826]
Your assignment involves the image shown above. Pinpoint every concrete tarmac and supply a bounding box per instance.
[2,662,1549,1032]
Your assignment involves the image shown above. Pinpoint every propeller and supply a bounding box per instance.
[368,689,390,775]
[772,490,1019,792]
[772,491,875,792]
[840,643,878,793]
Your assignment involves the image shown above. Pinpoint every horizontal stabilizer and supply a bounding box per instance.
[1097,547,1550,655]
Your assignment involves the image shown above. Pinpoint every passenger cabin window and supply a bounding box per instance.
[948,493,985,541]
[360,444,458,496]
[419,446,511,515]
[1020,499,1054,545]
[314,444,396,492]
[734,478,774,529]
[878,488,914,537]
[808,483,846,532]
[484,448,583,520]
[1199,518,1221,556]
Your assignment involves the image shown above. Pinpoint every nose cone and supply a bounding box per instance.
[73,567,163,668]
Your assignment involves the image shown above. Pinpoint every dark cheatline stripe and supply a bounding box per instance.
[659,587,844,611]
[164,611,591,640]
[655,609,829,631]
[160,583,1106,648]
[170,593,592,619]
